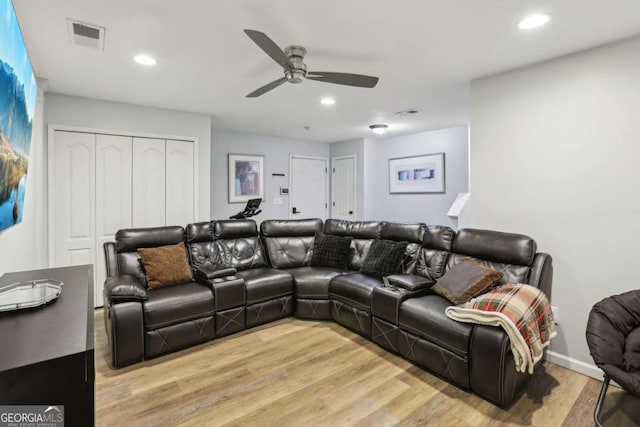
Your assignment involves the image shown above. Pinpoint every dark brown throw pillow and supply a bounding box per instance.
[360,239,408,279]
[310,232,352,269]
[138,242,194,289]
[432,258,503,304]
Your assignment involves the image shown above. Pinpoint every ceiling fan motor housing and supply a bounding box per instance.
[284,46,307,83]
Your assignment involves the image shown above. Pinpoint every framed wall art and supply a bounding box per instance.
[388,153,445,194]
[228,153,264,203]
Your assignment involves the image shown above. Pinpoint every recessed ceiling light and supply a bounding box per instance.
[518,14,550,30]
[369,124,388,135]
[134,54,157,66]
[320,97,336,105]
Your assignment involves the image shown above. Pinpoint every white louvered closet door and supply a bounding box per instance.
[165,139,195,226]
[52,131,96,269]
[95,134,132,306]
[50,130,196,307]
[132,137,166,228]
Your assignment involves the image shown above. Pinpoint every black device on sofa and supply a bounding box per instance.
[103,218,553,407]
[229,198,262,220]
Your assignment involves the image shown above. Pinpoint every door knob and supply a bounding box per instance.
[292,207,301,214]
[349,211,353,215]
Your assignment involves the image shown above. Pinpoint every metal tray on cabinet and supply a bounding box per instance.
[0,279,63,312]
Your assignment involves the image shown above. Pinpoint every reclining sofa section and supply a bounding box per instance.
[103,218,553,407]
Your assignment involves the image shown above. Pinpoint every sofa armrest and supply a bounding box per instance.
[194,265,238,280]
[529,253,553,298]
[385,274,433,291]
[469,325,531,407]
[104,301,144,368]
[104,275,147,302]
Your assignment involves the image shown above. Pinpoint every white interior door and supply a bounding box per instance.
[165,139,195,226]
[51,131,96,268]
[95,134,132,306]
[132,137,166,227]
[290,156,328,219]
[332,156,356,220]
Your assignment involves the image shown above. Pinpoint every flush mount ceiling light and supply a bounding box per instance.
[134,54,157,66]
[369,124,388,135]
[320,97,336,105]
[518,14,550,30]
[395,109,419,116]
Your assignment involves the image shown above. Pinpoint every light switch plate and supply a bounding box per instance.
[273,197,284,205]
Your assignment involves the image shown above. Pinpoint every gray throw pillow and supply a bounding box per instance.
[360,239,408,279]
[310,233,352,269]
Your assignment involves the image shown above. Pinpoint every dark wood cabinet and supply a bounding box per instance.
[0,265,94,427]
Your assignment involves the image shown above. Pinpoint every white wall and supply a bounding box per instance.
[369,127,469,225]
[211,130,331,221]
[44,94,212,222]
[330,128,469,225]
[0,85,47,276]
[469,36,640,367]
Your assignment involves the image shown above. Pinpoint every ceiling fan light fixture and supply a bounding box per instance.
[518,14,550,30]
[369,124,388,135]
[320,97,336,105]
[243,29,379,97]
[134,54,157,66]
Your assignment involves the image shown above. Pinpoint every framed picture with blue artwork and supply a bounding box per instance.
[388,153,445,194]
[228,153,264,203]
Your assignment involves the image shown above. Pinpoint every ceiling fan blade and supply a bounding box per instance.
[307,72,379,88]
[246,77,288,98]
[244,29,294,70]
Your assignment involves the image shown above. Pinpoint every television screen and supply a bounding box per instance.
[0,0,37,232]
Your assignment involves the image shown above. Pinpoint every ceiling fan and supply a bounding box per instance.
[243,29,379,98]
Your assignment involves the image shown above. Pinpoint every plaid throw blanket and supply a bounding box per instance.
[445,283,556,374]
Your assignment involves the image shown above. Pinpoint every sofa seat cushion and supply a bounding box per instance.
[288,266,351,299]
[236,268,293,304]
[143,281,215,330]
[329,273,383,312]
[399,295,474,358]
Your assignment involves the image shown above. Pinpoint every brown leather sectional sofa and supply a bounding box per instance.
[103,218,553,407]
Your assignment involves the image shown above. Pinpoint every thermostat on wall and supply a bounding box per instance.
[280,187,289,195]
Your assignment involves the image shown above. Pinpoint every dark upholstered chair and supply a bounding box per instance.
[586,290,640,426]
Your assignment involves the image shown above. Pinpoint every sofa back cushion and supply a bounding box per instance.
[447,228,537,285]
[324,219,384,270]
[260,219,322,269]
[114,226,186,287]
[414,225,456,282]
[185,221,220,273]
[380,222,425,274]
[212,220,267,271]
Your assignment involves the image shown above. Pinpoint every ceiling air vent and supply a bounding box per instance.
[67,19,105,50]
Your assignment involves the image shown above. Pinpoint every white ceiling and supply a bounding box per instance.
[14,0,640,142]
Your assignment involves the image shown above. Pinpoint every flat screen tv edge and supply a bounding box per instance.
[0,0,38,233]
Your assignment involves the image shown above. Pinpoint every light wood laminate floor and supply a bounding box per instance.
[94,310,639,426]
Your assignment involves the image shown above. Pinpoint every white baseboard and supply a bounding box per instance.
[545,351,603,380]
[544,351,622,388]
